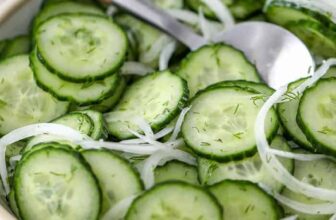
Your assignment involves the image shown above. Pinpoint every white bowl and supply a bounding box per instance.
[0,1,43,218]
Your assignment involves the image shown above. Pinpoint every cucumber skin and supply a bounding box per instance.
[297,79,336,157]
[14,145,102,220]
[125,181,223,220]
[208,180,284,219]
[30,51,122,106]
[182,86,280,162]
[35,14,128,83]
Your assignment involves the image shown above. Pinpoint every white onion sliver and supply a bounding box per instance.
[201,0,234,29]
[255,60,336,204]
[198,8,211,41]
[169,107,191,141]
[121,62,154,76]
[126,128,167,149]
[141,149,196,189]
[133,117,154,139]
[281,215,298,220]
[154,126,174,139]
[142,35,172,63]
[0,123,89,194]
[159,41,176,71]
[167,9,199,25]
[268,149,335,161]
[330,213,336,220]
[102,195,138,220]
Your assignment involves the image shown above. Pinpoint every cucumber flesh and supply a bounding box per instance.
[74,110,108,140]
[198,135,294,191]
[176,44,260,97]
[14,144,101,220]
[126,181,222,220]
[82,150,143,214]
[154,160,199,185]
[209,180,283,220]
[0,55,68,135]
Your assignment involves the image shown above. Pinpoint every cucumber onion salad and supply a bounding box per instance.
[1,0,336,219]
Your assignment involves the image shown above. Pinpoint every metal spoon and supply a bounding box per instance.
[103,0,314,89]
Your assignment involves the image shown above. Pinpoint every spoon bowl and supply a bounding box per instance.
[106,0,314,89]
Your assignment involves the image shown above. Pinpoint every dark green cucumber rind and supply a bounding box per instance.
[14,144,102,220]
[0,36,31,59]
[35,14,128,83]
[52,112,94,136]
[154,160,199,185]
[21,142,75,159]
[207,80,274,96]
[286,20,336,58]
[75,77,126,113]
[125,181,222,220]
[9,191,20,218]
[208,180,284,219]
[107,72,189,140]
[277,77,314,151]
[176,44,261,97]
[74,110,108,140]
[30,49,122,106]
[182,86,279,162]
[0,40,7,56]
[297,79,336,157]
[266,1,336,30]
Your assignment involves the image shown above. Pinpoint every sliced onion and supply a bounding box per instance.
[133,117,154,139]
[255,60,336,205]
[126,128,167,149]
[167,9,200,25]
[330,213,336,220]
[102,195,138,220]
[281,215,298,220]
[154,126,174,139]
[141,149,196,189]
[198,8,211,41]
[169,107,191,141]
[121,61,154,76]
[141,35,172,64]
[159,41,176,71]
[0,123,89,194]
[267,149,336,161]
[201,0,234,29]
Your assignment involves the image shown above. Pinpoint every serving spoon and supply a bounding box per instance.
[101,0,314,89]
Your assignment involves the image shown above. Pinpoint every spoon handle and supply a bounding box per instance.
[107,0,206,50]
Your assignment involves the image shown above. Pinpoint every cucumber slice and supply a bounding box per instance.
[207,80,274,96]
[105,71,189,140]
[0,55,68,135]
[53,112,94,136]
[298,78,336,156]
[9,190,19,218]
[324,66,336,78]
[126,181,222,220]
[14,144,101,220]
[75,77,126,113]
[33,1,104,32]
[154,160,199,185]
[0,36,30,59]
[36,14,127,82]
[198,136,294,191]
[82,149,143,214]
[31,48,121,105]
[182,86,279,161]
[278,78,313,150]
[75,110,108,140]
[176,44,260,97]
[209,180,283,220]
[281,149,336,220]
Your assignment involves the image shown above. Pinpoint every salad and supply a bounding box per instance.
[0,0,336,219]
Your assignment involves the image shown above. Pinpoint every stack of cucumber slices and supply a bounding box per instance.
[1,0,336,220]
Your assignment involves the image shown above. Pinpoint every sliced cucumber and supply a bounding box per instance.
[278,78,313,150]
[36,14,127,82]
[0,35,30,59]
[31,48,121,105]
[209,180,283,220]
[9,190,19,218]
[105,71,189,140]
[75,110,108,140]
[14,144,101,220]
[75,77,126,113]
[126,181,222,220]
[33,1,104,32]
[82,149,143,214]
[0,55,68,135]
[198,135,294,191]
[53,112,94,136]
[207,80,274,96]
[154,160,199,185]
[298,78,336,156]
[176,44,260,97]
[182,86,278,161]
[281,149,336,220]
